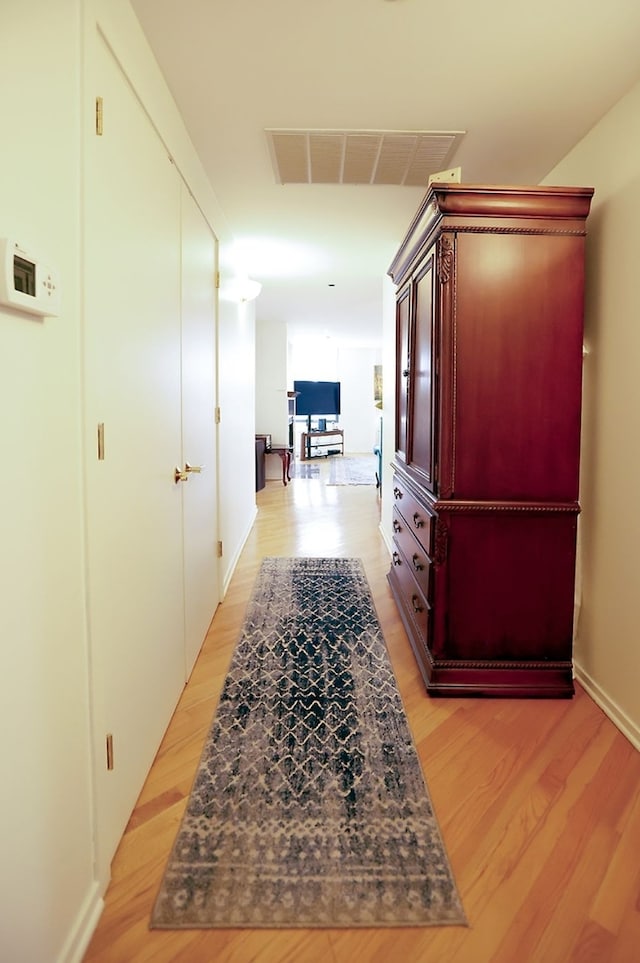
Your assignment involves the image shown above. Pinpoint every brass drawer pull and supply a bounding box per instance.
[411,595,424,614]
[413,512,424,529]
[392,551,402,566]
[393,486,403,499]
[412,554,424,572]
[393,518,402,533]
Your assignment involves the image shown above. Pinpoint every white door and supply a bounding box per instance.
[180,188,220,677]
[85,34,185,872]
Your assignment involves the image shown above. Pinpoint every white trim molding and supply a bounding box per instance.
[57,884,103,963]
[575,661,640,752]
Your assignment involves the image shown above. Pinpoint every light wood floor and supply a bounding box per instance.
[84,463,640,963]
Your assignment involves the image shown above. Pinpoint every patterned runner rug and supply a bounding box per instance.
[151,557,466,929]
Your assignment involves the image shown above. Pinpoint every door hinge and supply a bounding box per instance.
[97,422,105,460]
[106,733,114,771]
[95,96,104,136]
[217,540,223,558]
[214,406,221,424]
[215,270,220,290]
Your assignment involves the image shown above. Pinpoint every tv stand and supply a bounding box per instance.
[300,429,344,460]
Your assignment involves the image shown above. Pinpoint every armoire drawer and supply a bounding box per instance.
[391,474,434,553]
[392,507,432,600]
[390,541,431,647]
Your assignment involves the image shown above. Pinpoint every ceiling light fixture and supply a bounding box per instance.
[221,276,262,304]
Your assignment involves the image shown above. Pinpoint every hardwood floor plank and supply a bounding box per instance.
[569,921,617,963]
[589,781,640,936]
[84,468,640,962]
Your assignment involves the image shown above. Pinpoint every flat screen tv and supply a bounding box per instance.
[294,380,341,417]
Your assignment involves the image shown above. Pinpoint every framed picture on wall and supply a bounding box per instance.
[374,364,383,409]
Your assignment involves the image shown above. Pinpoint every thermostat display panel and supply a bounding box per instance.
[0,238,61,317]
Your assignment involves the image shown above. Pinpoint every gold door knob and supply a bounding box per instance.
[174,467,189,484]
[184,462,204,474]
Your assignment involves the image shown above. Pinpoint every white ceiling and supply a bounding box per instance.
[131,0,640,348]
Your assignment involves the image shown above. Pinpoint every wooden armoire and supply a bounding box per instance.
[387,183,594,697]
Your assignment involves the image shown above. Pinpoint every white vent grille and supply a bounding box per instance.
[266,129,465,186]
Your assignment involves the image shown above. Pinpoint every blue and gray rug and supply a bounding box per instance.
[151,557,466,929]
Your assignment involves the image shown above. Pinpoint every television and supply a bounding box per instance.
[294,380,341,417]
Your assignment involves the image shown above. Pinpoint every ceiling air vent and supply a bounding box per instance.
[266,129,464,186]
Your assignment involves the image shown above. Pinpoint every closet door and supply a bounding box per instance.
[180,188,219,677]
[85,33,185,872]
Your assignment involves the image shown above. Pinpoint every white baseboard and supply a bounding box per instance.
[574,661,640,752]
[378,521,393,556]
[221,506,258,598]
[57,882,104,963]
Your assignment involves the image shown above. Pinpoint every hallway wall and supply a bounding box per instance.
[544,79,640,748]
[337,344,383,454]
[0,2,258,960]
[0,4,94,961]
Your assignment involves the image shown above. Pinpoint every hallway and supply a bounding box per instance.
[85,473,640,963]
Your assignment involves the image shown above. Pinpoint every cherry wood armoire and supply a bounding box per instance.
[387,184,594,697]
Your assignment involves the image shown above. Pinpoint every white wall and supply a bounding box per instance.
[0,1,259,960]
[543,80,640,749]
[218,294,258,583]
[0,4,95,962]
[337,346,383,453]
[255,319,290,479]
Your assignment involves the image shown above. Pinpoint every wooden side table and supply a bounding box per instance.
[268,445,293,486]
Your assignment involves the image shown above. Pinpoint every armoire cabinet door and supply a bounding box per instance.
[408,250,438,492]
[394,284,410,465]
[452,230,585,501]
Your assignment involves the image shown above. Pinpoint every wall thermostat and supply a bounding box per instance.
[0,238,61,317]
